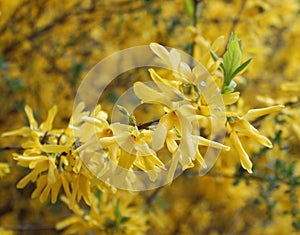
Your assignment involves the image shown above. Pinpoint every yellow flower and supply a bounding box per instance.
[21,130,70,155]
[1,105,59,138]
[14,154,62,203]
[99,123,165,180]
[2,105,95,206]
[231,118,272,148]
[149,42,213,86]
[230,128,253,173]
[134,78,229,183]
[228,105,284,173]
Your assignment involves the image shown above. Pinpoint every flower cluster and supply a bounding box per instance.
[1,34,285,234]
[2,35,284,192]
[2,105,94,207]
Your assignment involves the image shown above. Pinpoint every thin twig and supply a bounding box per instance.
[4,225,56,231]
[40,131,49,145]
[145,187,162,205]
[0,146,24,151]
[137,119,160,130]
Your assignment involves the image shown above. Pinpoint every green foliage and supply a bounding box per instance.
[184,0,194,17]
[212,33,253,93]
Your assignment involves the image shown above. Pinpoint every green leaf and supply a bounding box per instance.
[231,58,253,78]
[223,39,242,85]
[120,216,130,224]
[184,0,194,17]
[222,86,234,94]
[220,62,225,72]
[117,105,130,117]
[114,199,121,220]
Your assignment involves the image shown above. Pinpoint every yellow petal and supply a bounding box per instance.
[233,119,273,148]
[197,136,230,151]
[230,130,253,174]
[135,156,156,172]
[41,105,58,132]
[73,158,82,174]
[177,113,197,162]
[222,92,240,105]
[28,156,49,168]
[149,69,185,101]
[40,184,51,202]
[211,35,225,53]
[150,123,167,151]
[1,126,31,137]
[148,68,179,89]
[166,137,178,154]
[243,105,284,122]
[118,150,136,169]
[51,179,61,204]
[147,168,159,182]
[69,102,89,126]
[150,42,170,65]
[25,105,38,129]
[167,151,180,184]
[207,61,220,74]
[17,170,38,188]
[150,42,182,73]
[48,159,57,185]
[61,173,71,197]
[31,175,47,199]
[41,145,70,153]
[146,155,165,168]
[196,148,207,168]
[136,148,164,168]
[133,82,171,107]
[56,217,82,230]
[78,174,90,205]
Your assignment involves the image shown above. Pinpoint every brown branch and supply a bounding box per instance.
[0,146,24,151]
[40,131,49,145]
[4,225,56,231]
[137,119,160,130]
[145,187,162,205]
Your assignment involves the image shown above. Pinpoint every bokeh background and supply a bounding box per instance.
[0,0,300,234]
